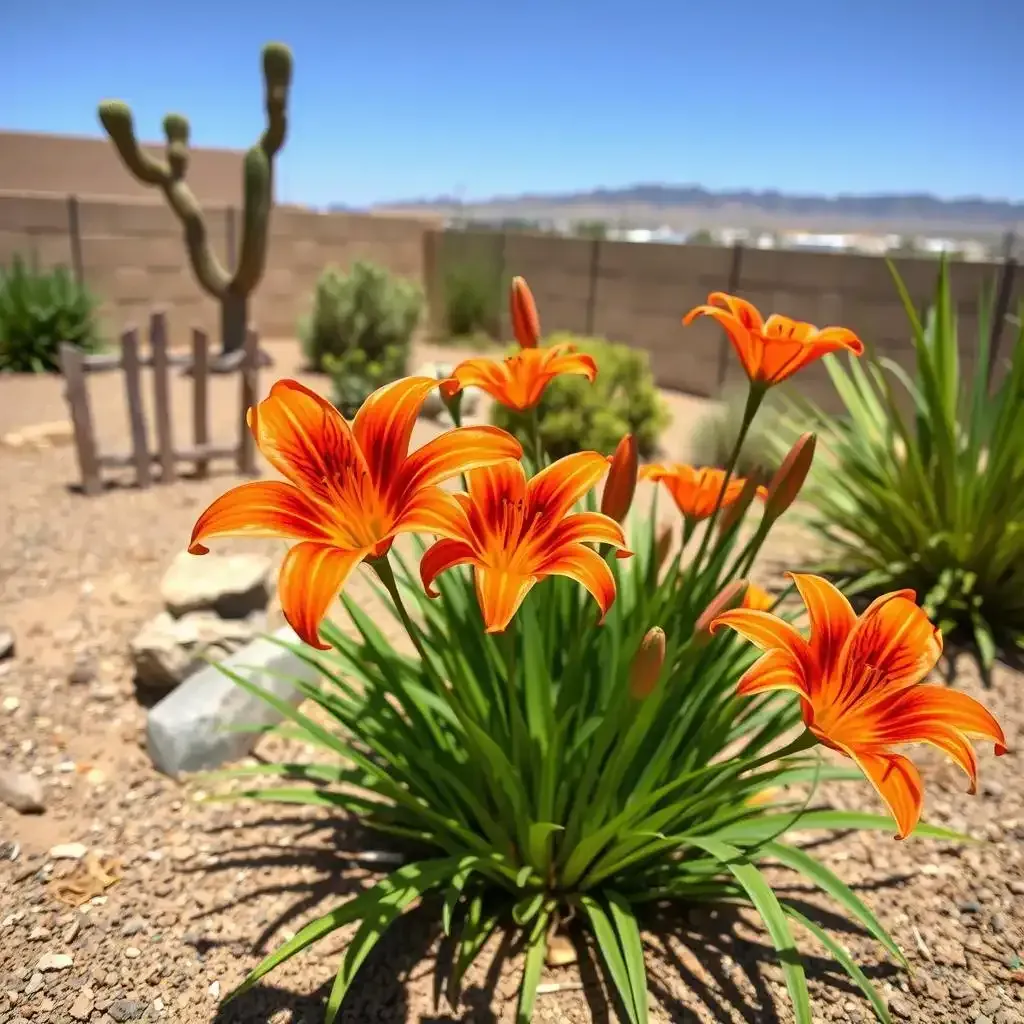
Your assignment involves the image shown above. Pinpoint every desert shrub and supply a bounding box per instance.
[300,261,422,413]
[689,384,788,479]
[443,264,499,338]
[785,261,1024,682]
[0,256,103,373]
[491,334,670,459]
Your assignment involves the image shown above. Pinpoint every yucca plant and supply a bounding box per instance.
[187,278,999,1024]
[0,255,103,372]
[778,261,1024,683]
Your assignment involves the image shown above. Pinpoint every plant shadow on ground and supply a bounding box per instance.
[186,813,909,1023]
[65,463,250,497]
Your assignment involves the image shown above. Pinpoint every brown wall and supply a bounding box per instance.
[0,130,247,205]
[431,230,1020,410]
[0,191,439,343]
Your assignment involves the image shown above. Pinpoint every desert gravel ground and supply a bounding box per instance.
[0,339,1021,1024]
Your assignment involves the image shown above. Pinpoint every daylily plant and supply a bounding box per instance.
[192,277,1006,1024]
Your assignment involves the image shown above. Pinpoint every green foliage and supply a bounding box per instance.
[443,264,499,339]
[780,260,1024,682]
[690,385,787,479]
[491,335,671,459]
[301,261,423,415]
[0,256,103,373]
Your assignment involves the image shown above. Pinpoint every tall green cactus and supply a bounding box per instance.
[97,43,292,370]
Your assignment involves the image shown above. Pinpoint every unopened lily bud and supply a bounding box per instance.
[694,579,749,646]
[765,433,816,520]
[742,583,774,611]
[629,627,666,699]
[510,276,540,349]
[601,434,638,523]
[716,474,765,537]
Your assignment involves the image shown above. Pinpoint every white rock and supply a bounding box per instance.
[36,951,73,971]
[1,420,74,450]
[0,769,45,813]
[160,551,272,619]
[208,980,221,999]
[2,695,19,712]
[130,610,267,694]
[48,843,88,861]
[0,626,13,661]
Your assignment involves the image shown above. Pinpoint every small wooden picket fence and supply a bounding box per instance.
[58,311,259,495]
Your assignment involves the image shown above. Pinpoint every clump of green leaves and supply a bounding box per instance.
[491,335,671,458]
[443,264,500,339]
[300,261,422,415]
[781,260,1024,683]
[0,255,103,373]
[690,384,787,478]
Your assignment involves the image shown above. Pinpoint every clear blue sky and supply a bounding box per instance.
[1,0,1020,208]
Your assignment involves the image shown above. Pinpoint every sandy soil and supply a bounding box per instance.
[0,340,1021,1024]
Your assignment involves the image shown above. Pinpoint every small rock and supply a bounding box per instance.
[0,840,20,861]
[28,925,51,941]
[63,919,80,944]
[1,420,74,450]
[208,980,221,999]
[2,695,19,712]
[108,998,147,1022]
[1008,880,1024,896]
[0,770,45,814]
[981,779,1004,798]
[48,842,88,861]
[85,767,106,785]
[975,1016,994,1024]
[959,900,981,914]
[23,972,44,995]
[160,551,272,619]
[888,994,915,1018]
[69,987,94,1020]
[124,946,141,959]
[36,952,73,971]
[991,912,1008,932]
[67,658,96,686]
[120,916,147,937]
[170,845,195,862]
[0,627,14,661]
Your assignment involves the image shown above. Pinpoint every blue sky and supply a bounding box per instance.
[1,0,1020,207]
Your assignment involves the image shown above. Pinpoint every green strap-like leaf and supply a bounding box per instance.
[579,895,642,1024]
[607,891,650,1024]
[517,910,551,1024]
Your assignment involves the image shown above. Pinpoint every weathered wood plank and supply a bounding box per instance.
[120,328,151,488]
[58,343,102,496]
[150,311,176,482]
[191,329,210,479]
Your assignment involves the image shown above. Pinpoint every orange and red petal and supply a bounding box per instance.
[710,608,814,666]
[705,292,766,333]
[247,379,367,506]
[395,425,522,496]
[419,538,478,596]
[188,480,334,555]
[814,326,865,355]
[787,573,856,685]
[352,376,440,486]
[466,460,529,533]
[510,276,541,349]
[547,510,630,552]
[543,348,598,384]
[445,357,514,401]
[277,542,367,650]
[836,591,943,706]
[528,451,614,521]
[474,568,538,633]
[391,486,471,541]
[735,648,810,699]
[846,748,924,840]
[539,544,617,623]
[683,305,761,380]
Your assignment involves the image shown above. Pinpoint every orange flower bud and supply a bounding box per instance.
[716,474,764,537]
[510,276,540,349]
[601,434,638,523]
[694,579,749,645]
[742,583,774,611]
[629,627,666,699]
[765,433,816,519]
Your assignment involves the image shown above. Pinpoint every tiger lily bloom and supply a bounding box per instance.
[711,573,1007,839]
[441,343,597,412]
[188,377,522,650]
[420,451,631,632]
[639,463,767,521]
[683,293,864,386]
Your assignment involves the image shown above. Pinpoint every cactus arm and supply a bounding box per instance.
[230,42,292,293]
[97,101,168,185]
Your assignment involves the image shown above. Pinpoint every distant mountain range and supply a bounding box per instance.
[374,185,1024,238]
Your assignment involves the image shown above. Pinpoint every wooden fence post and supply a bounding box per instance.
[120,328,151,488]
[237,327,259,475]
[192,328,210,479]
[58,343,102,496]
[149,311,176,482]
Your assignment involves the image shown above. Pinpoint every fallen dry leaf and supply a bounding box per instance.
[49,853,122,907]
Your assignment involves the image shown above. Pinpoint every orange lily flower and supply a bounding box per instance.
[441,343,597,412]
[683,293,864,386]
[188,377,522,650]
[639,463,767,521]
[711,573,1007,839]
[420,451,631,632]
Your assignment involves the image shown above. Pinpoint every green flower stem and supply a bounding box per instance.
[372,556,432,665]
[529,408,545,469]
[501,621,524,765]
[689,384,767,577]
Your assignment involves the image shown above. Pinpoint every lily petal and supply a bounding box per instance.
[189,481,333,555]
[527,451,611,520]
[396,425,522,496]
[548,510,630,552]
[466,461,529,533]
[353,376,440,486]
[393,487,472,541]
[706,292,765,333]
[442,358,513,400]
[788,573,856,685]
[538,544,617,623]
[683,305,760,379]
[420,538,477,596]
[847,749,924,840]
[277,542,366,650]
[475,568,537,633]
[543,348,597,384]
[710,608,813,666]
[736,648,810,699]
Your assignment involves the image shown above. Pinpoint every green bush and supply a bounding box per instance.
[786,260,1024,683]
[300,261,422,413]
[0,256,103,373]
[491,335,670,459]
[443,264,499,339]
[689,384,787,479]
